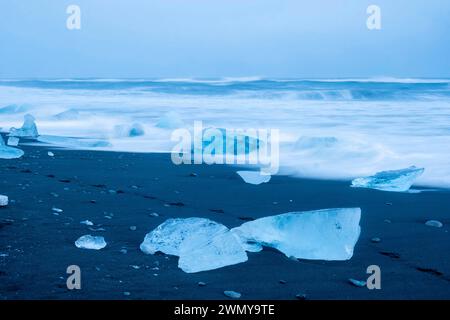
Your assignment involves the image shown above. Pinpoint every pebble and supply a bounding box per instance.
[224,291,241,299]
[149,212,159,217]
[123,292,131,296]
[295,293,307,300]
[425,220,443,228]
[384,219,392,224]
[129,226,137,231]
[348,278,366,287]
[279,280,287,284]
[120,249,128,254]
[198,282,206,287]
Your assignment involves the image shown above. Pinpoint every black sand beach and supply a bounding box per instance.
[1,143,450,300]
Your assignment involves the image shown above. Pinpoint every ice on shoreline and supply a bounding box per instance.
[156,112,184,129]
[9,114,39,138]
[75,235,107,250]
[0,135,24,159]
[237,171,271,185]
[140,218,248,273]
[232,208,361,261]
[114,123,145,138]
[351,166,424,192]
[140,208,361,273]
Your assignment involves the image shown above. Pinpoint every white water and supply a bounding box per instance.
[1,79,449,188]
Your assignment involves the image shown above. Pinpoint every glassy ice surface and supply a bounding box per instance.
[351,166,424,192]
[75,235,107,250]
[141,208,361,272]
[237,171,271,185]
[9,114,39,138]
[140,218,248,273]
[0,135,24,159]
[232,208,361,261]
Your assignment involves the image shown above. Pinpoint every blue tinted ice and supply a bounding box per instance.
[9,114,39,138]
[351,166,424,192]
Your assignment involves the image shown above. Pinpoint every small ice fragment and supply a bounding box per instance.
[9,114,39,138]
[129,226,137,231]
[0,195,8,207]
[52,207,63,213]
[130,265,140,269]
[198,282,207,287]
[351,166,424,192]
[0,135,24,159]
[48,151,54,157]
[371,237,381,243]
[348,278,366,287]
[75,235,107,250]
[80,220,94,226]
[224,291,241,299]
[7,137,19,146]
[237,171,271,185]
[425,220,443,228]
[123,292,131,296]
[156,111,184,129]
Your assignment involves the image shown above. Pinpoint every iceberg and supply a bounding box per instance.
[140,208,361,273]
[237,171,271,185]
[38,135,111,148]
[9,114,39,138]
[351,166,424,192]
[140,218,248,273]
[231,208,361,261]
[75,235,107,250]
[0,135,24,159]
[156,111,184,129]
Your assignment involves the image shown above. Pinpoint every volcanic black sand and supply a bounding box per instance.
[1,143,450,300]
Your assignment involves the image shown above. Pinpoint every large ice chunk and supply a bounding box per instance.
[38,135,111,148]
[9,114,39,138]
[75,235,107,250]
[0,135,24,159]
[231,208,361,261]
[351,166,424,192]
[0,104,30,114]
[140,218,248,273]
[141,208,361,273]
[237,171,271,185]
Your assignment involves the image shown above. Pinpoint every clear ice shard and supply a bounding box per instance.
[351,166,424,192]
[38,135,111,148]
[75,235,107,250]
[237,171,271,185]
[0,135,24,159]
[231,208,361,261]
[9,114,39,138]
[140,208,361,273]
[7,137,19,146]
[140,218,248,273]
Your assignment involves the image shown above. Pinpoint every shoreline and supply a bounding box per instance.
[1,144,450,299]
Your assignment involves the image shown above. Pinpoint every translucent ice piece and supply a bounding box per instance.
[9,114,39,138]
[75,235,107,250]
[237,171,271,185]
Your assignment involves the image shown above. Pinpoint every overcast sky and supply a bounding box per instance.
[0,0,449,78]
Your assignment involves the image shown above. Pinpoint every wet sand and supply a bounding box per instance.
[1,143,450,300]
